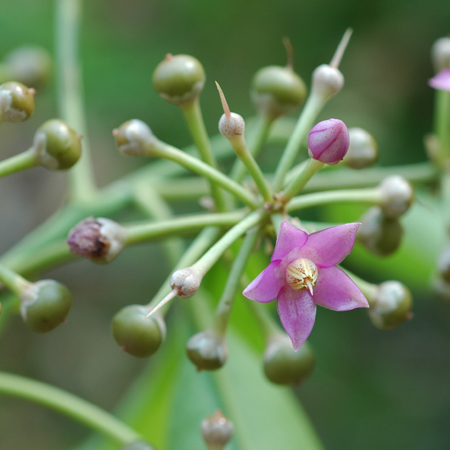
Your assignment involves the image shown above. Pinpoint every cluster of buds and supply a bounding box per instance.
[56,30,422,402]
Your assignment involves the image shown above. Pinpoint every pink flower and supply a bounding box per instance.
[428,68,450,92]
[307,118,350,165]
[243,221,369,350]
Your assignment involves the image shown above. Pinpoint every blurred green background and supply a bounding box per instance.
[0,0,450,449]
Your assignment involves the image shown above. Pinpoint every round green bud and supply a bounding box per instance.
[33,119,82,170]
[0,81,35,122]
[201,410,234,450]
[378,175,414,219]
[3,46,51,88]
[20,280,72,333]
[263,333,315,385]
[344,127,379,169]
[251,65,307,120]
[119,442,155,450]
[153,54,205,106]
[112,305,166,358]
[113,119,158,156]
[357,206,403,256]
[186,329,228,371]
[369,281,413,330]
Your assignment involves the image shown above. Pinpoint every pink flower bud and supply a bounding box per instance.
[307,118,350,165]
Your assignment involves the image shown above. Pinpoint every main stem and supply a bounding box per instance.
[0,371,143,446]
[56,0,97,203]
[181,100,228,212]
[272,93,324,191]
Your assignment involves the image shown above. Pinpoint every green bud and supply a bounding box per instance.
[113,119,159,156]
[251,65,307,120]
[201,410,233,450]
[33,119,82,170]
[112,305,166,358]
[263,333,315,385]
[369,281,413,330]
[186,329,227,371]
[431,37,450,73]
[378,175,414,219]
[3,46,51,88]
[357,206,403,256]
[119,443,155,450]
[20,280,72,333]
[344,127,379,169]
[153,54,205,106]
[0,81,35,122]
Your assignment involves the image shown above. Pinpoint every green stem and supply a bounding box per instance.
[0,148,37,178]
[434,89,450,165]
[0,371,143,446]
[181,100,228,212]
[147,226,220,310]
[277,158,324,202]
[191,210,266,276]
[228,135,273,203]
[0,263,30,294]
[272,93,324,191]
[230,115,272,183]
[154,142,259,209]
[212,229,260,335]
[133,181,184,265]
[286,188,382,213]
[56,0,97,203]
[125,210,245,246]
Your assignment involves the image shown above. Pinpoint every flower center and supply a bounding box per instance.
[285,258,318,294]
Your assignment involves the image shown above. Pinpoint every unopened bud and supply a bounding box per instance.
[344,127,379,169]
[67,217,126,264]
[357,206,403,256]
[307,118,349,165]
[0,81,35,122]
[369,281,412,330]
[378,175,414,219]
[20,280,72,333]
[201,410,233,450]
[251,65,307,120]
[218,112,245,140]
[112,305,166,358]
[263,333,315,385]
[113,119,159,156]
[311,64,344,101]
[33,119,82,170]
[153,54,205,106]
[186,329,228,371]
[170,267,202,298]
[431,37,450,73]
[3,46,51,88]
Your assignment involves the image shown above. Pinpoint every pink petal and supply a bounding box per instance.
[299,223,360,267]
[277,287,316,351]
[272,221,308,262]
[243,261,281,303]
[429,68,450,92]
[313,266,369,311]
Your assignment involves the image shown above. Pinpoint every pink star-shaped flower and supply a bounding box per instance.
[428,68,450,92]
[243,221,369,350]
